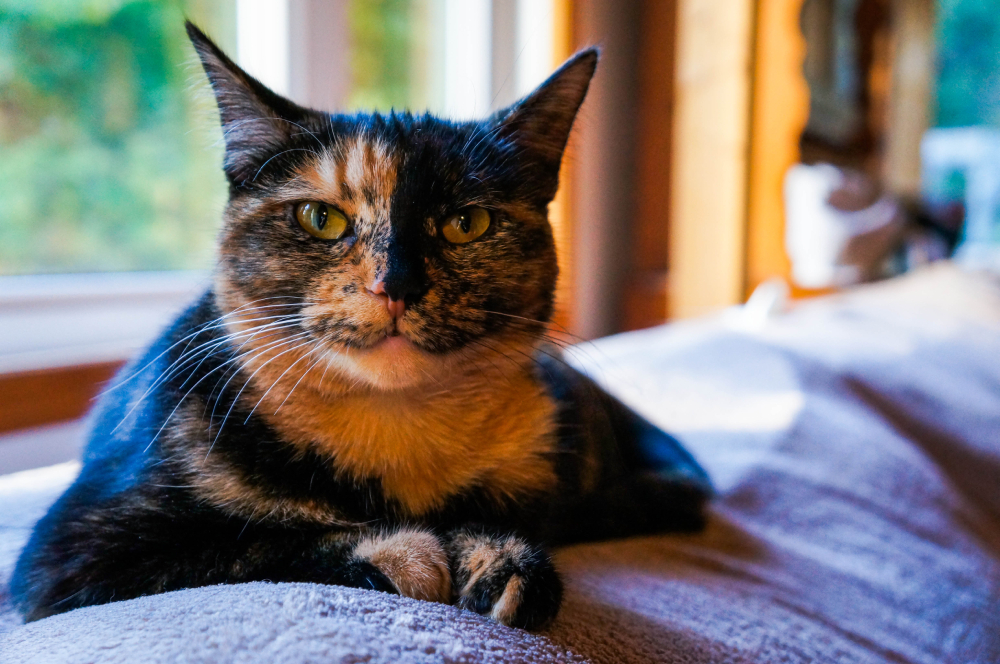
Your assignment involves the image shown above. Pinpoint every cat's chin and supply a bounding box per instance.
[328,335,442,390]
[370,335,414,354]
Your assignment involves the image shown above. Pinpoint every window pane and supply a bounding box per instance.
[0,0,233,275]
[935,0,1000,127]
[0,0,503,276]
[349,0,425,111]
[347,0,497,120]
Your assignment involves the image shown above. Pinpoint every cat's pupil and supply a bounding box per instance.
[315,205,328,231]
[459,214,470,233]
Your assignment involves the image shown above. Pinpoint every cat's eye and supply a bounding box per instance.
[442,207,491,244]
[295,202,349,240]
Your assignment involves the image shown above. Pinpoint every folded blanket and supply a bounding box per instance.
[2,263,999,663]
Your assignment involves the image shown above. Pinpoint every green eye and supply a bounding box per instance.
[296,202,348,240]
[442,207,490,244]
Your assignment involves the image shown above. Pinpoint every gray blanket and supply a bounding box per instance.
[2,263,999,663]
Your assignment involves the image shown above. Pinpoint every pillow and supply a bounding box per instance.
[3,264,999,663]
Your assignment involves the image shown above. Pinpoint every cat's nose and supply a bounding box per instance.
[367,279,407,321]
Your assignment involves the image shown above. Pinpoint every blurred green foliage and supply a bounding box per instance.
[349,0,418,111]
[0,0,231,274]
[936,0,1000,127]
[0,0,423,275]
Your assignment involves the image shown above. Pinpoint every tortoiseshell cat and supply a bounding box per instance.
[11,23,709,629]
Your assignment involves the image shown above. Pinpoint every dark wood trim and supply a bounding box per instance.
[621,270,669,331]
[623,0,677,331]
[570,0,643,338]
[745,0,809,297]
[0,361,124,435]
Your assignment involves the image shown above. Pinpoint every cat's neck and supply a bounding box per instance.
[214,290,559,516]
[243,336,558,516]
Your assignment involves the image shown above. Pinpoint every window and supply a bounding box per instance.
[0,0,233,275]
[0,0,557,276]
[935,0,1000,128]
[924,0,1000,260]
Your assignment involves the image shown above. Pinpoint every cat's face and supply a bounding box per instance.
[188,23,596,389]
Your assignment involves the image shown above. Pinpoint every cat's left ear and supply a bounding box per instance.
[186,21,305,186]
[495,48,598,196]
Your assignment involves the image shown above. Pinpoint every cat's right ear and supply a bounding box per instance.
[186,21,301,186]
[493,48,598,200]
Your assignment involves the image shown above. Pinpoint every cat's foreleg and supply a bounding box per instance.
[445,526,562,630]
[14,500,448,620]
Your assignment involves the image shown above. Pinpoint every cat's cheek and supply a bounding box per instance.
[303,293,390,343]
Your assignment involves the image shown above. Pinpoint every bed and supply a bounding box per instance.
[2,263,999,663]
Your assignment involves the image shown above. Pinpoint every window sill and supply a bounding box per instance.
[0,271,209,374]
[0,271,209,436]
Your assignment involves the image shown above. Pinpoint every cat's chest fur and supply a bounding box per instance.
[251,363,560,517]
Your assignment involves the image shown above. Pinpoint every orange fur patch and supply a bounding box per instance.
[284,135,397,228]
[244,344,559,516]
[354,528,451,603]
[490,574,524,624]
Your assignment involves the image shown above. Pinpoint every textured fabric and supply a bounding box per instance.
[2,263,999,663]
[2,582,582,664]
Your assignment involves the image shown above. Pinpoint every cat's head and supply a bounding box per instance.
[187,22,596,390]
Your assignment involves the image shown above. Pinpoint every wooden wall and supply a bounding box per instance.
[622,0,677,331]
[565,0,681,334]
[564,0,812,327]
[668,0,758,319]
[745,0,810,296]
[665,0,811,314]
[0,362,122,434]
[569,0,643,339]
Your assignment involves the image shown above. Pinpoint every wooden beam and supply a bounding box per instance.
[745,0,810,296]
[622,0,677,331]
[883,0,934,198]
[668,0,756,318]
[550,0,577,335]
[0,361,123,434]
[570,0,642,337]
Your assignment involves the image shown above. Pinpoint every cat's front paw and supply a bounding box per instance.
[352,528,451,603]
[448,531,562,630]
[339,559,400,594]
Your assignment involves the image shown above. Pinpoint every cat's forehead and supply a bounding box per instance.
[283,117,492,224]
[291,134,398,210]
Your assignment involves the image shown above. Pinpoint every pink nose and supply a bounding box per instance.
[367,280,406,321]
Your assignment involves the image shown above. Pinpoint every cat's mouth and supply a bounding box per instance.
[327,324,444,390]
[370,334,414,352]
[362,324,420,353]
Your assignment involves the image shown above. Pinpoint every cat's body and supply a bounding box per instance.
[11,23,709,629]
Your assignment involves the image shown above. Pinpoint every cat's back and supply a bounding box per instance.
[33,289,221,513]
[9,292,224,611]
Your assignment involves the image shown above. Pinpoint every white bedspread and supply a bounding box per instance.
[2,263,999,663]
